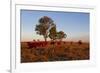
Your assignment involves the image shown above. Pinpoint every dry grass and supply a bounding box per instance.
[21,41,89,63]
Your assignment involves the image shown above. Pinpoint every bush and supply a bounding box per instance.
[78,40,82,45]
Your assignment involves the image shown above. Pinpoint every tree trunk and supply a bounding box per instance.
[44,38,47,42]
[44,35,47,42]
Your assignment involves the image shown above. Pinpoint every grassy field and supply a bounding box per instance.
[21,41,89,63]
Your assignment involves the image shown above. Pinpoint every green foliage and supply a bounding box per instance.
[35,16,54,41]
[35,16,67,42]
[49,24,57,41]
[56,31,67,41]
[39,16,53,24]
[35,24,46,35]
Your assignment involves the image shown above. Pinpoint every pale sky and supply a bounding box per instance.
[21,10,89,42]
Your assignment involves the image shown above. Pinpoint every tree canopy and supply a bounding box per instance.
[35,16,67,42]
[35,16,55,42]
[56,31,67,41]
[49,24,57,41]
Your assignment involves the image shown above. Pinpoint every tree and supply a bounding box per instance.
[78,40,82,45]
[35,16,54,42]
[56,31,67,41]
[49,23,57,41]
[35,24,47,41]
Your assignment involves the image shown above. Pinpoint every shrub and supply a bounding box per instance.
[78,40,82,45]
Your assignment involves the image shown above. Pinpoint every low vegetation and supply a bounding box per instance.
[21,41,89,63]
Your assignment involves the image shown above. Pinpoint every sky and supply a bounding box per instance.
[20,9,89,42]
